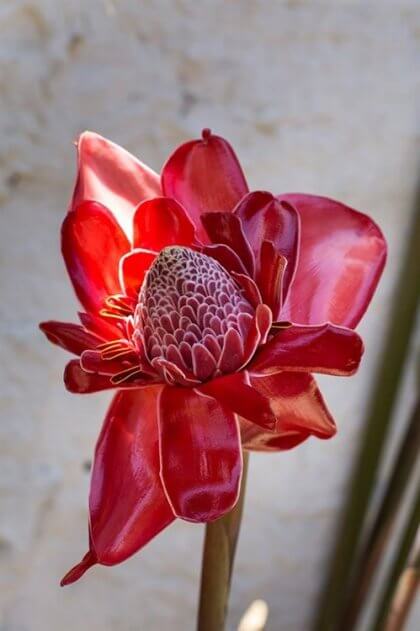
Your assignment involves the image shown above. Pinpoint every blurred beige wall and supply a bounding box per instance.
[0,1,419,630]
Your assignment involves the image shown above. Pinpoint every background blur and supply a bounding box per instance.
[1,1,419,630]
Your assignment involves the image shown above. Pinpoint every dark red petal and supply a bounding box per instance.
[62,388,175,583]
[230,271,262,308]
[249,372,336,439]
[78,312,125,340]
[234,192,299,295]
[239,417,310,452]
[257,242,287,319]
[70,131,161,238]
[250,323,364,376]
[61,549,97,586]
[242,304,273,367]
[133,197,196,251]
[201,212,255,275]
[201,243,248,275]
[198,370,276,429]
[80,350,137,376]
[64,360,158,393]
[64,360,114,393]
[39,321,102,355]
[161,130,248,240]
[279,194,387,328]
[119,248,157,298]
[158,386,242,522]
[62,201,130,314]
[88,388,175,566]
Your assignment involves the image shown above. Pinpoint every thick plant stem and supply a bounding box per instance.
[197,451,250,631]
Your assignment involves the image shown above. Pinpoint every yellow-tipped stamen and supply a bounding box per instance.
[99,309,128,321]
[104,295,133,315]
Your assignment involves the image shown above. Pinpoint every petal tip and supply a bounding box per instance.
[60,550,97,586]
[201,127,212,142]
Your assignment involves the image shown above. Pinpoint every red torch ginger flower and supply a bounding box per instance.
[40,129,386,584]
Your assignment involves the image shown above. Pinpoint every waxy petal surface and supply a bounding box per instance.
[279,194,387,328]
[62,388,175,584]
[161,130,248,240]
[240,417,311,452]
[133,197,196,251]
[249,372,336,438]
[198,371,276,429]
[158,387,242,522]
[62,201,130,314]
[250,323,363,376]
[70,131,161,238]
[235,192,299,295]
[64,360,116,394]
[119,248,157,298]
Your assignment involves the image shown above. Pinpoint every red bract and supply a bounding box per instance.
[40,129,386,584]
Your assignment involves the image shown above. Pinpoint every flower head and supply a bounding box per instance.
[40,129,386,584]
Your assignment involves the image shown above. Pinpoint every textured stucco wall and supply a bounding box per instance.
[1,1,419,630]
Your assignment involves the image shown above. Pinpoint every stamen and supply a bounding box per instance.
[99,309,128,321]
[101,348,135,361]
[96,339,126,350]
[105,294,136,312]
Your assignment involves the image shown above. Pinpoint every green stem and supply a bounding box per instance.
[313,200,420,631]
[372,482,420,631]
[197,451,250,631]
[339,399,420,629]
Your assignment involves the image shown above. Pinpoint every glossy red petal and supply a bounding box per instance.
[279,194,387,328]
[198,370,276,429]
[201,212,255,275]
[240,417,311,452]
[64,360,115,393]
[256,242,287,319]
[250,323,364,376]
[87,388,175,568]
[70,131,161,238]
[62,388,175,583]
[158,386,242,522]
[234,192,299,295]
[119,248,157,298]
[249,372,336,439]
[133,197,196,251]
[161,130,248,240]
[39,321,102,355]
[62,201,130,314]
